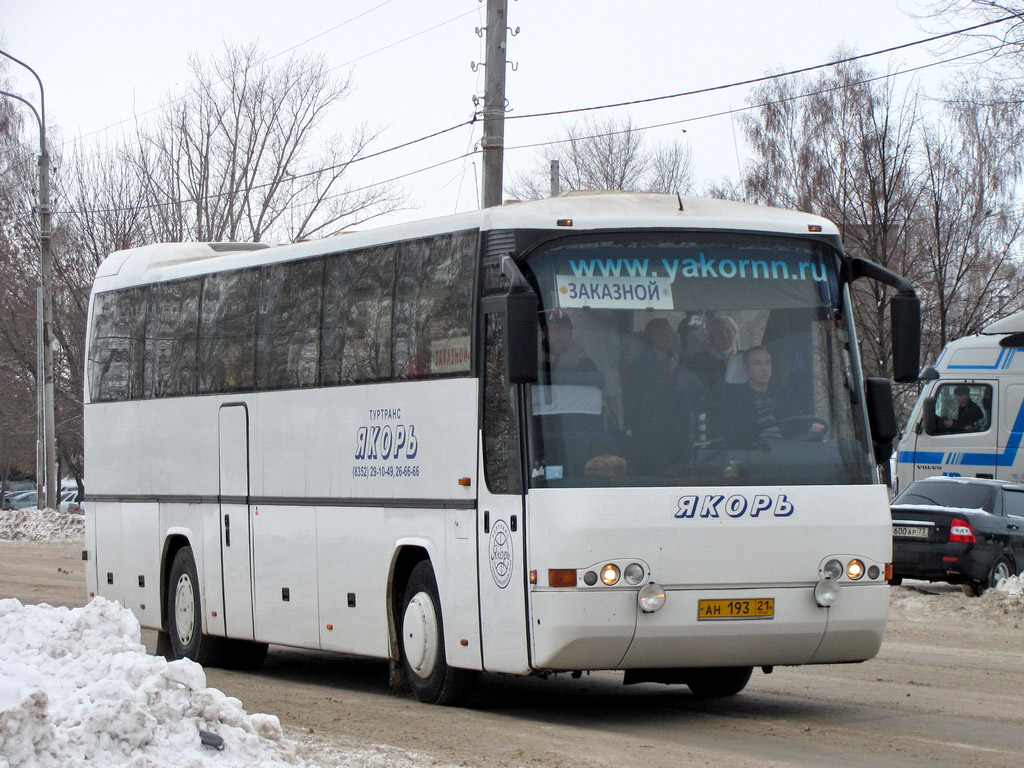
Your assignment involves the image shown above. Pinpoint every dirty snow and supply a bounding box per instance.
[0,508,84,542]
[0,509,455,768]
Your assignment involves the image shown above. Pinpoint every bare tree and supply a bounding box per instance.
[507,117,694,200]
[926,1,1024,58]
[125,43,404,243]
[740,58,923,383]
[914,79,1024,357]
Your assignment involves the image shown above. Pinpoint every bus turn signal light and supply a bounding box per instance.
[548,569,577,588]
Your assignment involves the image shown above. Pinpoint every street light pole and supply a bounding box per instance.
[0,50,58,510]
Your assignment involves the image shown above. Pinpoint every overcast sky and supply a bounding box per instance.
[0,0,991,228]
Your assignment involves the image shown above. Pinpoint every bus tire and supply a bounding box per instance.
[685,666,753,697]
[400,560,477,705]
[167,547,224,667]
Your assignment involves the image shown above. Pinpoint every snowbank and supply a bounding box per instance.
[0,508,84,542]
[0,598,303,768]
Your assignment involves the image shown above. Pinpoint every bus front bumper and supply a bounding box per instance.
[529,583,887,671]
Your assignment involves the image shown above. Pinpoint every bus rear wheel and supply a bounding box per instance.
[685,666,753,697]
[400,561,476,705]
[167,547,225,667]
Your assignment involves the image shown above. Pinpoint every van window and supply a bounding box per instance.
[927,383,991,435]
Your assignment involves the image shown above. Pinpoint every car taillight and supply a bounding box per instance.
[949,518,976,543]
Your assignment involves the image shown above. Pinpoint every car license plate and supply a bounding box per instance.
[893,525,929,539]
[697,598,774,621]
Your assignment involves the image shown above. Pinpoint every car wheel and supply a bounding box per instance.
[961,556,1014,597]
[167,547,225,666]
[400,560,477,705]
[685,666,754,697]
[989,556,1014,590]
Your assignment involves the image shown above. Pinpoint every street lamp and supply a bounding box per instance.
[0,49,58,510]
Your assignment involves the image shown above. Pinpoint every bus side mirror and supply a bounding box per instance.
[865,378,898,465]
[505,290,538,384]
[922,396,938,435]
[890,293,921,384]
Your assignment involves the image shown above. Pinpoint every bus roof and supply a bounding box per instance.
[92,192,841,290]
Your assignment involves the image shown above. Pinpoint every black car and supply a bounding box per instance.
[890,476,1024,596]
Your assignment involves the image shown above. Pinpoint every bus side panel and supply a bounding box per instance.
[317,507,392,657]
[251,504,320,648]
[92,500,123,608]
[84,501,99,598]
[120,502,161,629]
[442,506,483,671]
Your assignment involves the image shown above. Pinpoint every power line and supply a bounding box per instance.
[45,16,1018,220]
[504,45,1001,154]
[506,14,1017,123]
[50,4,472,151]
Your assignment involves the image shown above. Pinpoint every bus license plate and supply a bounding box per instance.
[697,598,774,621]
[893,525,929,539]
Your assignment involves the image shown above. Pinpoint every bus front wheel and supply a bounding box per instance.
[400,561,476,705]
[167,547,224,667]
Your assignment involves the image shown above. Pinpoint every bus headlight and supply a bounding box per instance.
[823,559,843,580]
[638,583,666,613]
[600,564,620,586]
[846,559,866,580]
[814,578,841,607]
[624,563,645,585]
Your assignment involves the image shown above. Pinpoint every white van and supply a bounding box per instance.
[895,311,1024,494]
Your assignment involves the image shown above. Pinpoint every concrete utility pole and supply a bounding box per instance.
[481,0,509,209]
[0,50,58,510]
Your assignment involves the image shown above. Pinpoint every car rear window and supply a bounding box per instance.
[894,482,994,512]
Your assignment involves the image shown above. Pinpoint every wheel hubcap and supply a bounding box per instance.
[402,591,438,679]
[994,561,1011,586]
[174,573,196,647]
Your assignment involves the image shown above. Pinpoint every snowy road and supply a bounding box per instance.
[4,531,1024,767]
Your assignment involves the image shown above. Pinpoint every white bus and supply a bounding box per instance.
[895,310,1024,493]
[83,192,919,704]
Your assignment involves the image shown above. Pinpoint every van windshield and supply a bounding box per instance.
[520,231,874,488]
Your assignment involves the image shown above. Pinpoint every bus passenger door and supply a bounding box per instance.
[476,304,531,675]
[219,403,255,640]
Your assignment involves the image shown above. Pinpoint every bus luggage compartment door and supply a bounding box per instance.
[219,404,255,640]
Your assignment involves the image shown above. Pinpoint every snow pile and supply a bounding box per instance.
[996,574,1024,596]
[0,508,84,542]
[891,578,1024,626]
[0,597,305,768]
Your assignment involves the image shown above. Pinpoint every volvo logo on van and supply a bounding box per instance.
[675,493,794,519]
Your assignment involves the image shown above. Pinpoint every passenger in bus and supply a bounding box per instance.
[686,315,740,389]
[536,310,612,477]
[709,346,825,446]
[621,318,702,474]
[940,385,985,432]
[541,310,600,382]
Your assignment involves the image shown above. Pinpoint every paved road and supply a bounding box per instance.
[5,539,1023,767]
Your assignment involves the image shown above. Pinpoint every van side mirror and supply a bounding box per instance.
[505,290,538,384]
[922,396,938,435]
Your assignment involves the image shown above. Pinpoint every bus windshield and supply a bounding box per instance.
[521,231,873,488]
